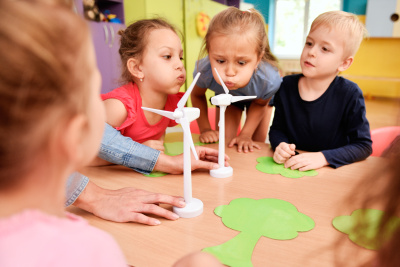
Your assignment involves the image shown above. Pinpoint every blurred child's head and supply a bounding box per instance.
[309,11,367,59]
[199,7,278,90]
[118,19,186,93]
[0,0,104,188]
[300,11,366,78]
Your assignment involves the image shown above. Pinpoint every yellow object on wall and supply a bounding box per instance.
[196,12,210,37]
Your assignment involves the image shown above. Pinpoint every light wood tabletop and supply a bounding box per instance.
[68,140,382,267]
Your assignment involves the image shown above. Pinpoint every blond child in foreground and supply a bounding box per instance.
[191,7,282,153]
[269,11,372,171]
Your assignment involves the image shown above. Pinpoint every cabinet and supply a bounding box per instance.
[74,0,125,94]
[366,0,400,37]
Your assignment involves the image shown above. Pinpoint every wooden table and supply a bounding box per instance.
[68,141,381,267]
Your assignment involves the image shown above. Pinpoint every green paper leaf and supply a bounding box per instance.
[256,156,318,178]
[203,198,315,266]
[144,171,168,177]
[332,209,400,250]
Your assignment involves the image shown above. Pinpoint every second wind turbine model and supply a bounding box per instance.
[210,68,256,178]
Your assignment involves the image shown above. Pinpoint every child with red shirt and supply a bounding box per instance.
[102,19,186,151]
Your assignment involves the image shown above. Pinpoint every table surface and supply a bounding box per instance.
[68,139,381,267]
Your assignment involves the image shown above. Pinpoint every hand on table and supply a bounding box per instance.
[273,142,296,164]
[156,146,230,175]
[199,129,219,143]
[228,135,261,153]
[73,181,185,226]
[142,139,165,152]
[284,152,328,171]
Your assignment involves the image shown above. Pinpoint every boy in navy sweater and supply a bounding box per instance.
[269,11,372,171]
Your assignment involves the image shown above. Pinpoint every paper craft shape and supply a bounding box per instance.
[203,198,315,267]
[332,208,400,250]
[256,156,318,178]
[142,72,203,218]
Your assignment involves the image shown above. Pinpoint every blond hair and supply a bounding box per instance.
[0,0,90,187]
[118,18,180,84]
[310,11,367,58]
[199,7,278,68]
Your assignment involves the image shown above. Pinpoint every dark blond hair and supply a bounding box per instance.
[118,18,180,84]
[0,0,90,187]
[199,7,278,68]
[310,11,367,58]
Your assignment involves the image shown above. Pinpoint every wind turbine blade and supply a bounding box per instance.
[177,72,201,110]
[214,68,229,94]
[141,107,175,120]
[180,116,199,160]
[230,95,257,103]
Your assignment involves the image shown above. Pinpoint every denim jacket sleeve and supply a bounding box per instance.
[98,123,161,174]
[64,123,161,207]
[65,172,89,207]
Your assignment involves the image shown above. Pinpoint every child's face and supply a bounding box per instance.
[208,32,261,90]
[300,26,349,79]
[81,38,105,165]
[139,28,186,95]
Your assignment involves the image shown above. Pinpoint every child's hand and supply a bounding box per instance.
[228,135,261,153]
[273,142,296,164]
[200,129,219,143]
[142,140,165,152]
[284,152,328,171]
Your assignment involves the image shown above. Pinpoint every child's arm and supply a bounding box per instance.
[103,98,128,128]
[228,98,268,152]
[191,84,219,143]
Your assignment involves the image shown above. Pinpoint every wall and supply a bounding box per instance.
[342,0,400,98]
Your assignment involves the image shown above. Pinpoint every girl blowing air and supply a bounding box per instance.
[101,19,186,152]
[191,7,282,153]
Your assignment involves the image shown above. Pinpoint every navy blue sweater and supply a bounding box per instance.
[269,74,372,168]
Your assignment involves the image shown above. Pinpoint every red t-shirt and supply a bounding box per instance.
[102,83,183,143]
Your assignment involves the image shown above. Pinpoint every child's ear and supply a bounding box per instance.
[256,51,265,70]
[338,56,354,72]
[59,114,88,167]
[127,58,144,80]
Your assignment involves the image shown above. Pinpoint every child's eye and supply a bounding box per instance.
[305,41,313,47]
[216,59,225,64]
[180,57,184,61]
[322,47,329,52]
[238,61,246,65]
[163,55,172,59]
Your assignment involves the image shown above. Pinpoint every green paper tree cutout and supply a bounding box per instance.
[256,156,318,178]
[144,141,206,177]
[202,198,315,267]
[332,209,400,250]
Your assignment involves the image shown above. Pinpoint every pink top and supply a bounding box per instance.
[0,210,127,267]
[102,83,184,144]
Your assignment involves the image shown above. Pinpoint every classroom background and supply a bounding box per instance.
[74,0,400,131]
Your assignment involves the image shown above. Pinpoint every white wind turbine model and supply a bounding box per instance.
[210,68,256,178]
[142,72,203,218]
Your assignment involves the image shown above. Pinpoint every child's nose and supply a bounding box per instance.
[175,58,184,70]
[225,63,235,77]
[308,46,316,57]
